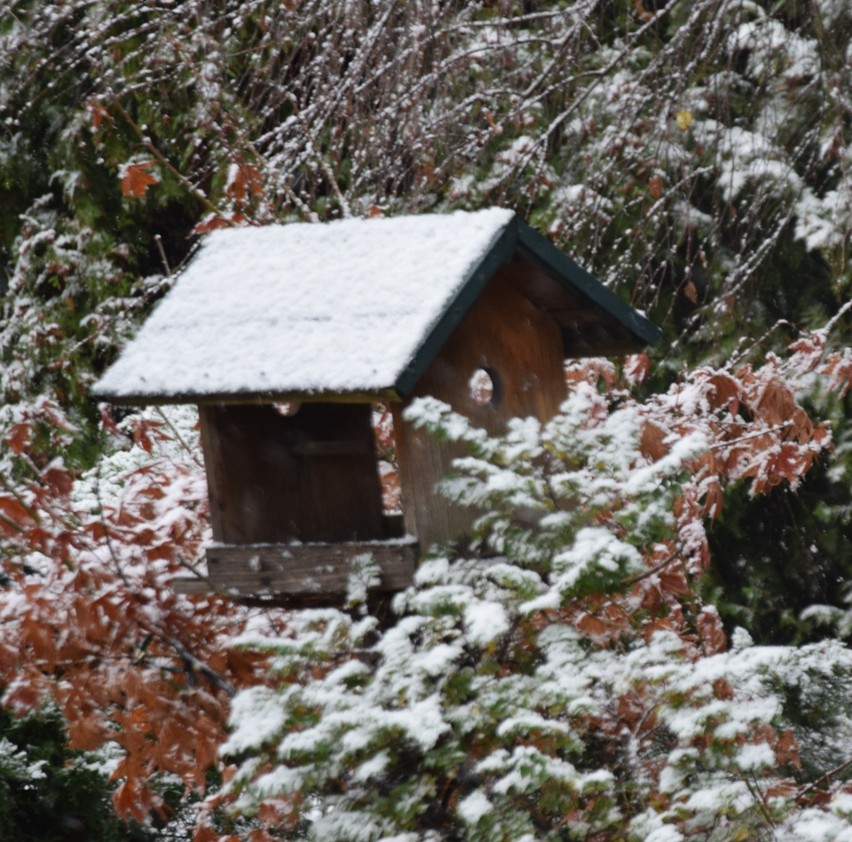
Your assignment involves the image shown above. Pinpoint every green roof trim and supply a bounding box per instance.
[393,214,661,397]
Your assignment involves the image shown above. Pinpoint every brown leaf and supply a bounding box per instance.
[821,351,852,397]
[22,613,56,653]
[617,692,646,728]
[763,443,807,488]
[632,0,654,22]
[113,780,148,823]
[4,682,45,712]
[701,480,724,520]
[225,163,263,204]
[659,568,691,597]
[68,715,109,751]
[766,781,799,800]
[7,422,31,454]
[192,826,220,842]
[712,677,734,701]
[192,212,246,235]
[648,175,664,199]
[41,465,73,496]
[0,495,33,530]
[640,421,668,460]
[119,161,159,198]
[755,376,796,425]
[776,729,801,769]
[706,373,741,412]
[696,607,727,655]
[623,352,650,385]
[193,214,231,235]
[131,417,166,452]
[87,100,111,132]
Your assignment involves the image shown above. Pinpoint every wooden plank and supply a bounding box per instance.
[205,541,417,596]
[172,577,216,595]
[504,254,645,355]
[291,439,374,457]
[395,272,566,550]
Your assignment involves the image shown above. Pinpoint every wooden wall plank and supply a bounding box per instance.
[395,271,566,551]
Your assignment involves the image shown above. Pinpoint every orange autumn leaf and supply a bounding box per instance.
[776,728,801,769]
[193,212,246,235]
[192,826,220,842]
[87,99,111,132]
[225,163,263,204]
[705,372,741,412]
[0,495,34,530]
[821,350,852,396]
[193,214,231,235]
[696,608,727,655]
[119,160,160,198]
[68,715,110,751]
[6,422,31,454]
[712,677,734,701]
[640,420,668,460]
[623,352,650,385]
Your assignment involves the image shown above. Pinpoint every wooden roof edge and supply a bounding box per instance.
[92,386,403,407]
[516,220,663,348]
[393,213,521,396]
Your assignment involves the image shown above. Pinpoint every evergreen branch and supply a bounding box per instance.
[109,99,223,218]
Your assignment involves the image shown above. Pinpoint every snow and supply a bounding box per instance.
[552,526,643,586]
[94,208,515,401]
[458,790,492,825]
[0,738,47,781]
[464,600,509,645]
[220,686,287,755]
[781,809,852,842]
[735,741,775,771]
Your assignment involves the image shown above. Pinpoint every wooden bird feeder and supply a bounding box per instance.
[94,209,659,605]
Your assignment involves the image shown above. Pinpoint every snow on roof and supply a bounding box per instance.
[95,208,516,403]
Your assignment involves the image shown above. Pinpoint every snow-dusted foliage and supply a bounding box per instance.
[1,0,851,836]
[0,399,285,826]
[220,343,852,841]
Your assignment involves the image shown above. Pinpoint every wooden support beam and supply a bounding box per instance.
[172,577,215,595]
[194,540,417,599]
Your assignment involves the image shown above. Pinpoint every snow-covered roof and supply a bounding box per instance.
[94,208,659,404]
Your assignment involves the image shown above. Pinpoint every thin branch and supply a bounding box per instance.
[622,551,678,587]
[153,234,171,277]
[707,421,794,451]
[150,626,236,698]
[799,755,852,796]
[110,99,222,218]
[154,408,204,468]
